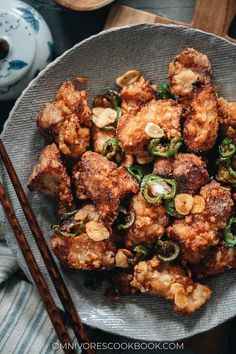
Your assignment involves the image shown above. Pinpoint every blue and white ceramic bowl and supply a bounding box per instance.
[0,0,53,100]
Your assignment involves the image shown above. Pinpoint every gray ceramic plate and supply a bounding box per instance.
[1,24,236,342]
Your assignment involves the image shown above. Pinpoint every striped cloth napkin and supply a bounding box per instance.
[0,223,67,354]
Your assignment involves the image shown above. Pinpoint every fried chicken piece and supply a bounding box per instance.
[106,272,138,300]
[173,153,209,194]
[167,181,233,264]
[28,143,74,215]
[74,151,119,226]
[117,99,182,155]
[37,103,64,138]
[55,81,91,127]
[125,192,168,247]
[120,76,156,113]
[200,180,233,229]
[153,153,209,195]
[91,125,116,154]
[72,152,138,226]
[51,232,115,271]
[71,169,88,201]
[192,243,236,279]
[153,157,174,177]
[183,84,219,152]
[131,256,211,314]
[117,166,139,199]
[53,114,90,158]
[38,81,91,158]
[218,97,236,143]
[51,203,115,270]
[168,48,212,96]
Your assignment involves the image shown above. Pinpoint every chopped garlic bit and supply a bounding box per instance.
[76,76,88,84]
[191,195,205,214]
[174,69,199,86]
[92,107,117,128]
[116,70,141,88]
[86,221,110,241]
[115,249,130,268]
[144,122,164,139]
[174,194,194,216]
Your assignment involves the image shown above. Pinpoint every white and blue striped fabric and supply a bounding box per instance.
[0,225,66,354]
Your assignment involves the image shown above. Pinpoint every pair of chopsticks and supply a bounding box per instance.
[0,138,95,354]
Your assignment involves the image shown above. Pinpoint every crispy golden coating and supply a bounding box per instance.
[200,181,233,229]
[192,243,236,279]
[173,153,209,194]
[117,166,139,199]
[38,81,91,158]
[51,232,115,271]
[153,157,175,177]
[37,102,64,137]
[106,272,138,300]
[168,48,212,96]
[218,97,236,143]
[72,152,138,226]
[28,143,74,215]
[154,153,209,195]
[167,181,233,264]
[131,256,211,314]
[53,114,90,158]
[117,99,182,155]
[168,215,218,264]
[120,76,156,113]
[55,81,91,127]
[183,84,219,152]
[91,125,116,154]
[74,151,119,226]
[125,192,168,247]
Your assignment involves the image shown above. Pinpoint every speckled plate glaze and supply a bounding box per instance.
[1,24,236,342]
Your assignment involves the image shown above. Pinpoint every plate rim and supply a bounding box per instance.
[1,23,236,342]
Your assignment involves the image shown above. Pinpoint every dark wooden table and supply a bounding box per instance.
[0,1,235,353]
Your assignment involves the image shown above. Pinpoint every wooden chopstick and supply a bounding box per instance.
[0,183,76,354]
[0,138,95,354]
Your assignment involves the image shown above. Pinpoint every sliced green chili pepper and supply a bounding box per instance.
[101,138,125,164]
[141,174,177,204]
[226,160,236,179]
[106,89,121,110]
[116,207,135,230]
[116,106,122,121]
[127,244,150,266]
[219,137,235,160]
[60,209,79,223]
[157,82,177,100]
[156,239,180,261]
[126,164,145,183]
[93,89,121,109]
[52,219,86,238]
[223,217,236,248]
[164,199,184,218]
[133,244,149,257]
[148,137,183,158]
[216,165,236,187]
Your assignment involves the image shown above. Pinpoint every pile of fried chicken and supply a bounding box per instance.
[28,48,236,315]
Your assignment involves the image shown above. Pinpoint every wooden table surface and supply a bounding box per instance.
[0,1,235,353]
